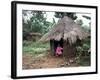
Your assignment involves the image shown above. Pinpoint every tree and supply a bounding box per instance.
[22,10,55,40]
[23,11,54,34]
[76,19,83,26]
[82,15,91,20]
[29,11,46,33]
[54,12,77,20]
[82,15,91,32]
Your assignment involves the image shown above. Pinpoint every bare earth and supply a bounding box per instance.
[22,53,79,69]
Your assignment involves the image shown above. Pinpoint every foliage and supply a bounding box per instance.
[82,15,91,20]
[23,11,78,40]
[75,15,91,65]
[82,25,90,33]
[22,10,55,40]
[75,37,90,65]
[23,41,50,56]
[22,11,91,66]
[54,12,77,20]
[76,19,83,26]
[30,11,48,33]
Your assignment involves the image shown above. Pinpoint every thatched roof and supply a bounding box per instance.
[39,16,89,44]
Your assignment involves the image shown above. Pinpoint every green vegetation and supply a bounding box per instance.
[55,12,77,20]
[23,11,56,40]
[23,41,50,56]
[75,37,90,66]
[22,11,91,66]
[75,15,91,66]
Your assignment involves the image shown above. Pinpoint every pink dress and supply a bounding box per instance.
[56,46,63,56]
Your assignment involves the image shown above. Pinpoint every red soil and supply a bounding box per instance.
[22,53,79,69]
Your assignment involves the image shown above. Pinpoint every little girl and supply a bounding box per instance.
[56,45,63,56]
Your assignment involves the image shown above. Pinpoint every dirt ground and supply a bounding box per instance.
[22,52,80,69]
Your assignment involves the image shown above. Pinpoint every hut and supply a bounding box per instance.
[39,16,89,58]
[29,32,42,41]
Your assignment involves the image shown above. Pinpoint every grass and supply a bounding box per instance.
[77,55,91,66]
[23,40,50,56]
[23,40,91,66]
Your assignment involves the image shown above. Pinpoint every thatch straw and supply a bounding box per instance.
[39,16,89,44]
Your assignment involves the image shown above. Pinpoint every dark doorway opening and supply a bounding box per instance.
[54,38,63,53]
[50,38,63,55]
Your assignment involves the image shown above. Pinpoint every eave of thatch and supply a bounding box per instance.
[39,16,89,44]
